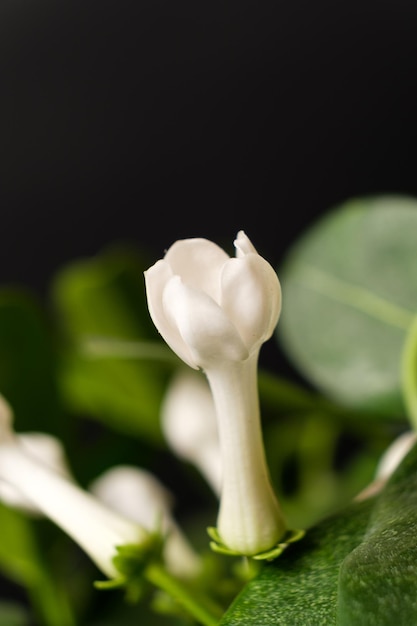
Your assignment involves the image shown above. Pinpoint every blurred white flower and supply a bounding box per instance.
[145,231,286,557]
[90,465,201,577]
[0,431,73,513]
[0,394,148,579]
[161,370,221,495]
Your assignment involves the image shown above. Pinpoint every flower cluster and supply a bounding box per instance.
[0,230,292,626]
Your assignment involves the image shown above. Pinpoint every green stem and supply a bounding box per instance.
[401,315,417,430]
[145,563,223,626]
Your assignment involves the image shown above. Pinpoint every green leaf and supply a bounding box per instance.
[276,195,417,416]
[0,602,30,626]
[0,505,75,626]
[0,290,62,435]
[337,441,417,625]
[219,498,374,625]
[401,314,417,429]
[220,440,417,625]
[51,246,175,443]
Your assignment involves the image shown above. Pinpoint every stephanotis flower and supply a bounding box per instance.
[145,231,294,558]
[90,464,202,577]
[0,394,151,580]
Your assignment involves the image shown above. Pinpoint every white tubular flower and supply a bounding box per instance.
[161,370,222,496]
[0,395,148,579]
[0,431,73,513]
[145,231,287,557]
[90,465,201,577]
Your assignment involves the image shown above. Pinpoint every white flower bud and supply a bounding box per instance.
[144,230,281,371]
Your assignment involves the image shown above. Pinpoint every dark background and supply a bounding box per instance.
[1,0,417,297]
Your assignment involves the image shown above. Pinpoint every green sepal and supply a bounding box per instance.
[94,532,164,603]
[207,527,306,561]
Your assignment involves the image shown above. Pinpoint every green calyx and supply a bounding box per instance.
[207,527,305,561]
[94,532,164,602]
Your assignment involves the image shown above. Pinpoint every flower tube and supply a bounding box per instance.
[0,431,73,513]
[145,231,287,557]
[0,394,149,579]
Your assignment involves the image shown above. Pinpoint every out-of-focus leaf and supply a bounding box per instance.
[401,314,417,429]
[51,246,176,443]
[0,290,62,435]
[337,442,417,625]
[0,504,75,626]
[0,602,30,626]
[276,195,417,416]
[0,504,40,586]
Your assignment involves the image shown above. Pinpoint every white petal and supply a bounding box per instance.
[234,231,258,258]
[163,277,249,369]
[164,238,229,303]
[144,260,198,369]
[220,254,281,352]
[0,442,145,578]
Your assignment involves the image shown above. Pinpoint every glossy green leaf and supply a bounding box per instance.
[276,195,417,415]
[220,440,417,625]
[51,246,176,443]
[337,441,417,625]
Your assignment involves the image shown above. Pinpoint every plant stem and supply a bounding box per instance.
[401,315,417,429]
[145,562,223,626]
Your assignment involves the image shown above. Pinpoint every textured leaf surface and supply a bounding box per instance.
[337,442,417,625]
[219,499,373,625]
[220,441,417,625]
[276,196,417,415]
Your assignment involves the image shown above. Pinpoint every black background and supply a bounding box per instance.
[1,0,417,296]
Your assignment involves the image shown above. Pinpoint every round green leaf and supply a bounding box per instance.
[276,195,417,415]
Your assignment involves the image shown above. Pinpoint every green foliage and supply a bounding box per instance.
[0,602,31,626]
[1,196,417,624]
[337,442,417,625]
[221,442,417,625]
[50,245,176,443]
[0,290,62,435]
[276,195,417,415]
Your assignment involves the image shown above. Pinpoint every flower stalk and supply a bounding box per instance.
[206,358,286,555]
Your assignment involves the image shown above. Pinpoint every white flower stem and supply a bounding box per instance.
[0,440,146,578]
[205,355,286,555]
